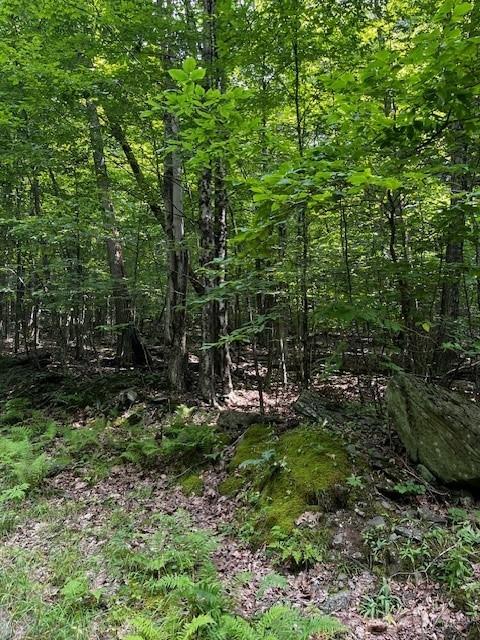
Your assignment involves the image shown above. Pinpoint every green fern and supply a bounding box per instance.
[256,572,288,598]
[128,616,163,640]
[118,513,345,640]
[13,452,52,486]
[181,613,215,639]
[256,604,345,639]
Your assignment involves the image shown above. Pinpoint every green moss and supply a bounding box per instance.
[226,424,350,537]
[179,473,204,496]
[230,424,275,468]
[218,474,244,496]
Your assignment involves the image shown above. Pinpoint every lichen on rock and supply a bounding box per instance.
[386,374,480,488]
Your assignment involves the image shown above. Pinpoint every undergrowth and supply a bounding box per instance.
[363,510,480,617]
[105,512,346,640]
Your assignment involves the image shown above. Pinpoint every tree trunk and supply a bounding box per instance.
[108,115,204,297]
[164,110,188,391]
[292,16,309,386]
[199,168,216,403]
[198,0,224,403]
[434,128,468,375]
[214,161,233,396]
[385,190,418,371]
[86,99,149,366]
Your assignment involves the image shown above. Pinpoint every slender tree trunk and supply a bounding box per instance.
[249,300,265,415]
[199,168,216,403]
[434,128,468,375]
[385,190,417,370]
[198,0,223,403]
[108,116,204,296]
[164,110,188,391]
[86,99,149,366]
[475,236,480,311]
[14,246,24,354]
[214,161,233,396]
[292,14,309,386]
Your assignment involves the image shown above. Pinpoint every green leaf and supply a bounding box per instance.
[168,68,189,82]
[452,2,473,18]
[182,57,197,73]
[191,68,206,81]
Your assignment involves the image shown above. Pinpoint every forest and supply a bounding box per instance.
[0,0,479,638]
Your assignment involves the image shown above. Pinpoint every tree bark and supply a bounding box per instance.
[108,116,204,296]
[384,190,418,371]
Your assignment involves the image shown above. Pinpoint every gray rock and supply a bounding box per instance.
[322,589,352,613]
[417,507,446,524]
[293,391,342,423]
[386,374,480,487]
[332,531,348,548]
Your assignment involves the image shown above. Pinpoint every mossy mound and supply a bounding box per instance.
[179,473,204,496]
[221,424,350,535]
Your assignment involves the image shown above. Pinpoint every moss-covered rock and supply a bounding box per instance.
[222,423,350,536]
[179,473,204,496]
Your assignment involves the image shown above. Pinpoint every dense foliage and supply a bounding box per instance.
[0,0,479,399]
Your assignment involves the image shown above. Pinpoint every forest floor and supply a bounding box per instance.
[0,354,478,640]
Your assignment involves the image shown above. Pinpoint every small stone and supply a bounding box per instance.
[460,495,475,508]
[149,394,169,405]
[394,525,422,542]
[295,511,322,528]
[417,507,446,524]
[417,464,435,483]
[367,620,388,634]
[365,516,386,529]
[332,531,347,548]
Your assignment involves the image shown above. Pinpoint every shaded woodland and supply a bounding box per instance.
[0,1,479,639]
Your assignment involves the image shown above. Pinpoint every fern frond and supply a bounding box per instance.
[131,615,163,640]
[181,613,215,640]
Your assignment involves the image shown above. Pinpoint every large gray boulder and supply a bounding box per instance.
[386,374,480,487]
